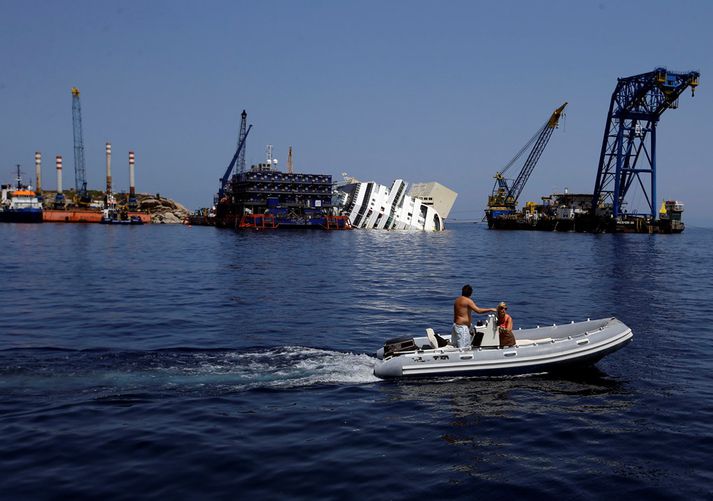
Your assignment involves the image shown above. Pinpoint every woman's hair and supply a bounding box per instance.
[497,302,508,310]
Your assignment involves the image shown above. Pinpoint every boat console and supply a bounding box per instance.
[472,314,499,348]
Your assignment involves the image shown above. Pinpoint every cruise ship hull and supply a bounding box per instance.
[337,179,449,231]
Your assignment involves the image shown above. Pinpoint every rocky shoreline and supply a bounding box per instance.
[38,191,191,224]
[137,194,190,224]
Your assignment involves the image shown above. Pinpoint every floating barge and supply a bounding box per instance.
[486,194,684,234]
[42,209,150,224]
[216,163,350,230]
[485,68,698,235]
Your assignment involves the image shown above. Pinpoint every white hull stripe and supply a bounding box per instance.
[399,329,632,375]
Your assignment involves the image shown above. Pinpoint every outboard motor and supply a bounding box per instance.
[382,336,418,358]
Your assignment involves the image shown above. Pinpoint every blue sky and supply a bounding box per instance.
[1,0,711,226]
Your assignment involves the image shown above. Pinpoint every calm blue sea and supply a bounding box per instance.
[1,222,712,500]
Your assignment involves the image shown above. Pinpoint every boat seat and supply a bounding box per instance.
[426,328,438,348]
[517,338,552,346]
[426,328,449,349]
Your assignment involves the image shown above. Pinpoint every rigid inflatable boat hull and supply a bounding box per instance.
[373,317,632,379]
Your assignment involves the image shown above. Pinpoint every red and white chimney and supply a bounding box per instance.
[56,155,63,194]
[35,152,42,192]
[129,151,135,198]
[106,143,112,195]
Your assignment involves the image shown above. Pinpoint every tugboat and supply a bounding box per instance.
[100,195,143,225]
[100,208,144,225]
[0,165,43,223]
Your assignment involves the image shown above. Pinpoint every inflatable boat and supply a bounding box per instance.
[373,315,632,379]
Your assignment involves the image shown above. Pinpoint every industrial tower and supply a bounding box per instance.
[237,110,248,174]
[71,87,90,205]
[54,155,65,208]
[591,68,699,219]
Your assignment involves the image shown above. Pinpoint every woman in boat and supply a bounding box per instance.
[497,302,516,347]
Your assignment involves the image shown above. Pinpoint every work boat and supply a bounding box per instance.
[373,315,632,379]
[0,167,43,223]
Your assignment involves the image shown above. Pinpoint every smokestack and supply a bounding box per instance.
[129,151,135,197]
[54,155,65,208]
[105,143,112,195]
[128,151,137,210]
[56,155,63,193]
[35,152,42,193]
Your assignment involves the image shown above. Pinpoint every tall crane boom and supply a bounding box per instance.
[507,102,567,203]
[237,109,248,174]
[591,68,699,219]
[487,102,567,216]
[287,146,293,174]
[71,87,90,204]
[219,123,252,198]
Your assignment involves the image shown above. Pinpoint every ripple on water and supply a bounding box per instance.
[1,224,713,499]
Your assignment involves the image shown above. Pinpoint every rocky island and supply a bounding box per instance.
[136,194,190,224]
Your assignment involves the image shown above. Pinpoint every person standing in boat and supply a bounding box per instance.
[452,284,497,348]
[497,302,516,347]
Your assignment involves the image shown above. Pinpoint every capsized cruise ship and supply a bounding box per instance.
[335,176,457,231]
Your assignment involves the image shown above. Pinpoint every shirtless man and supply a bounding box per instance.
[452,284,497,348]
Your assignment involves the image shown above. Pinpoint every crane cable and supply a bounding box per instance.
[498,120,549,177]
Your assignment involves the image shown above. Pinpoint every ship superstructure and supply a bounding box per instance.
[216,140,349,230]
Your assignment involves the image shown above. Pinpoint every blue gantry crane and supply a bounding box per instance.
[591,68,699,220]
[71,87,90,205]
[485,102,567,223]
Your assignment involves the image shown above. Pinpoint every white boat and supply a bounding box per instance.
[373,315,632,378]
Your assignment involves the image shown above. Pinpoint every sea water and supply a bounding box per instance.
[1,223,712,499]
